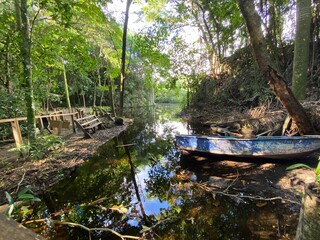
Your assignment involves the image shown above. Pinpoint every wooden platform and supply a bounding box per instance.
[74,115,105,138]
[0,213,45,240]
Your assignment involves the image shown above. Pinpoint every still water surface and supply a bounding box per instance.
[27,105,298,239]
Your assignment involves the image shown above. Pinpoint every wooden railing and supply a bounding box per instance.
[0,112,79,148]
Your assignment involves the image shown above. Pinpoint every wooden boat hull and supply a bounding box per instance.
[175,135,320,159]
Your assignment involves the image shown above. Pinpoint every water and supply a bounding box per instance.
[24,104,298,239]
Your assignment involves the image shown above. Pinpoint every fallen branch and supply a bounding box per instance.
[15,172,26,193]
[223,170,239,192]
[195,182,300,205]
[23,218,144,240]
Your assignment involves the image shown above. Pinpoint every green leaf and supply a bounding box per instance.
[7,204,14,218]
[174,206,181,214]
[18,193,40,201]
[141,225,150,232]
[315,161,320,178]
[286,163,312,171]
[5,191,14,205]
[18,185,32,195]
[121,214,127,221]
[98,85,109,91]
[31,197,41,202]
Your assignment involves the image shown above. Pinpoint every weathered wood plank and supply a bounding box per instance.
[0,112,78,123]
[74,115,105,138]
[11,119,23,148]
[0,213,45,240]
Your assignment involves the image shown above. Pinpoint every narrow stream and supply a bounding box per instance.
[25,104,299,239]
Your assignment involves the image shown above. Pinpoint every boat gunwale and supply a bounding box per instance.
[177,148,319,159]
[176,134,320,142]
[175,134,320,159]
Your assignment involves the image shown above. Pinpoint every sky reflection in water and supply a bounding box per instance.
[26,105,299,240]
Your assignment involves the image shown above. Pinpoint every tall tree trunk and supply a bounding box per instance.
[82,94,86,108]
[150,87,155,106]
[62,61,72,113]
[109,77,116,117]
[311,3,320,87]
[45,68,52,113]
[4,36,12,93]
[292,0,311,100]
[15,0,36,144]
[119,0,132,116]
[76,89,81,107]
[100,76,106,107]
[295,183,320,240]
[93,78,97,108]
[237,0,314,135]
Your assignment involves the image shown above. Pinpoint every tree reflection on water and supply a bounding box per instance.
[24,105,297,239]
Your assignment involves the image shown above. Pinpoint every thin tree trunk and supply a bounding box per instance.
[82,94,86,108]
[238,0,314,135]
[311,4,320,86]
[93,77,97,108]
[46,68,51,113]
[192,0,219,76]
[15,0,36,144]
[100,76,106,107]
[292,0,311,100]
[151,88,155,106]
[4,36,12,92]
[62,61,72,113]
[109,77,116,117]
[119,0,132,116]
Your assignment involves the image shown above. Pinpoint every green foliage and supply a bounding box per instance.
[142,0,167,21]
[156,79,186,104]
[0,0,313,121]
[316,160,320,183]
[286,156,320,185]
[190,46,271,109]
[0,89,26,119]
[5,185,41,218]
[0,89,28,140]
[286,163,312,171]
[10,134,65,160]
[200,0,245,56]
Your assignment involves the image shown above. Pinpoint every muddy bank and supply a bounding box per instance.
[180,105,319,209]
[0,124,128,205]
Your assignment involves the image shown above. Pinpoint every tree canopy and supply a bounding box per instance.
[1,0,320,138]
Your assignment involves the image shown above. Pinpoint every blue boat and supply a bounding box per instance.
[175,134,320,159]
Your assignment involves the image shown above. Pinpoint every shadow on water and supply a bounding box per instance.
[23,104,312,239]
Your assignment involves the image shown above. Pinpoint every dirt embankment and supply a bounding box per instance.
[0,124,128,205]
[181,100,319,208]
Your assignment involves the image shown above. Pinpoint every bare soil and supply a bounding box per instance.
[0,124,128,205]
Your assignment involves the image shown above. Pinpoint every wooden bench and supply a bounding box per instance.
[74,115,105,138]
[93,107,114,121]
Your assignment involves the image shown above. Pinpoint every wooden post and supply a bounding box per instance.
[11,119,23,148]
[39,117,44,129]
[71,114,76,133]
[57,121,62,135]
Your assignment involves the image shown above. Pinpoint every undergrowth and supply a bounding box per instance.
[9,133,65,160]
